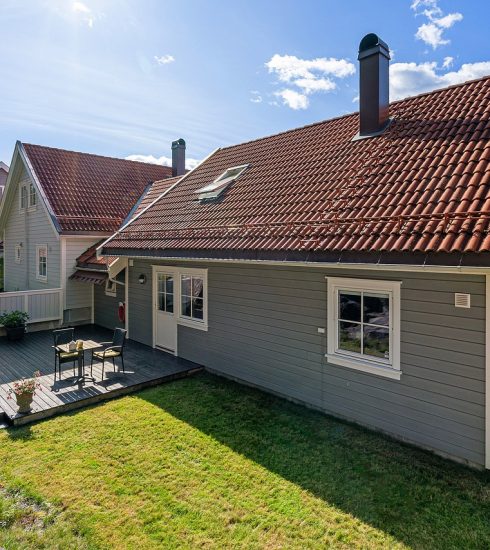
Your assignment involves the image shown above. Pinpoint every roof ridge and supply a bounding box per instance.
[22,142,173,171]
[220,74,490,153]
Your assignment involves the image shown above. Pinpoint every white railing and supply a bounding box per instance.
[0,288,63,324]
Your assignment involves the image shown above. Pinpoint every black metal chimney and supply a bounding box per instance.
[358,33,390,137]
[171,138,186,176]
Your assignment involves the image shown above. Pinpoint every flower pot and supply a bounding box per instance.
[6,325,26,342]
[16,392,33,414]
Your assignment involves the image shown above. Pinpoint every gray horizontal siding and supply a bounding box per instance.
[4,166,60,291]
[128,262,152,346]
[94,282,125,331]
[128,260,486,467]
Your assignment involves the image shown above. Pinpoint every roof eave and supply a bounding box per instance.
[98,247,490,271]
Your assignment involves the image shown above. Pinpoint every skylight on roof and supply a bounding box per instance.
[196,164,248,201]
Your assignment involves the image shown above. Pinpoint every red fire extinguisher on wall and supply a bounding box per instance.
[118,302,126,323]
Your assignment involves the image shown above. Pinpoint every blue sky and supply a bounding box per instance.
[1,0,489,168]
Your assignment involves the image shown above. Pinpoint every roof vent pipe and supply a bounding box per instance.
[171,138,186,176]
[358,33,390,137]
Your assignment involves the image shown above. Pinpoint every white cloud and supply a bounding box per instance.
[274,89,309,110]
[154,55,175,66]
[250,91,262,103]
[411,0,462,49]
[415,23,448,48]
[266,54,355,82]
[442,56,454,69]
[125,154,201,171]
[390,61,490,100]
[72,1,95,27]
[265,53,355,109]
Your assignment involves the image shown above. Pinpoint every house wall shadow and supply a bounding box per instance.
[140,372,489,549]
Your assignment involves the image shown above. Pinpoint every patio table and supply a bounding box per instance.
[56,340,102,383]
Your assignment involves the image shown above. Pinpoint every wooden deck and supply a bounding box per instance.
[0,325,203,426]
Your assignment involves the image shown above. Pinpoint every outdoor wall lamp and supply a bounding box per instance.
[138,274,147,285]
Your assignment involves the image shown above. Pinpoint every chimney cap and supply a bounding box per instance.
[358,33,390,60]
[172,138,186,149]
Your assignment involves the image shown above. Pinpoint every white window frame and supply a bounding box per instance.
[178,268,208,330]
[14,244,22,264]
[196,164,248,201]
[28,182,37,209]
[19,184,28,211]
[326,277,401,380]
[105,278,117,297]
[36,244,48,282]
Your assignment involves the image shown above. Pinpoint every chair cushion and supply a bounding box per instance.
[59,351,79,360]
[93,350,120,359]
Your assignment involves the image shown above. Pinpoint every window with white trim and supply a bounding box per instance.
[20,185,28,210]
[29,183,37,208]
[326,277,401,379]
[196,164,248,201]
[36,245,48,282]
[105,279,117,297]
[180,272,205,323]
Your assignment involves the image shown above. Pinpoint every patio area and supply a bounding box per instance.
[0,324,203,426]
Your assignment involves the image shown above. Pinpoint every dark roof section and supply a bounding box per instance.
[23,144,173,233]
[103,76,490,261]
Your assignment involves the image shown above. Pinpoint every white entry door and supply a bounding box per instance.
[154,270,177,354]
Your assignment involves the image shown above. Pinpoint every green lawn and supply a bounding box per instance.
[0,373,488,549]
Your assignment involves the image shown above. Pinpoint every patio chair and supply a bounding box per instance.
[53,327,80,379]
[90,328,127,380]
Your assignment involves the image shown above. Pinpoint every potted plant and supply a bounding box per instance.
[8,371,42,414]
[0,310,29,341]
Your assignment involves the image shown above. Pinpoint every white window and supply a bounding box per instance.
[196,164,248,201]
[105,279,117,297]
[326,277,401,379]
[36,245,48,282]
[28,183,37,208]
[15,244,22,264]
[180,272,205,324]
[20,185,28,210]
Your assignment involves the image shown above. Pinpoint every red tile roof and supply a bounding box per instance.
[104,77,490,259]
[23,144,173,233]
[76,242,115,270]
[75,176,180,269]
[131,176,181,219]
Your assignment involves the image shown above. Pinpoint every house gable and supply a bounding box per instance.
[0,146,61,291]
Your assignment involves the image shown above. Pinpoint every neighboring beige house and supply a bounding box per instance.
[0,141,185,324]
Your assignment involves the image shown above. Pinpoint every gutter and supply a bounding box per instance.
[93,252,490,276]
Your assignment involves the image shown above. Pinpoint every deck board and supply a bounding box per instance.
[0,325,203,426]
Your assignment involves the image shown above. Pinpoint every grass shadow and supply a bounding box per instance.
[140,372,490,550]
[4,424,34,441]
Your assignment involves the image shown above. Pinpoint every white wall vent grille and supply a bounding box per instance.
[454,293,471,308]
